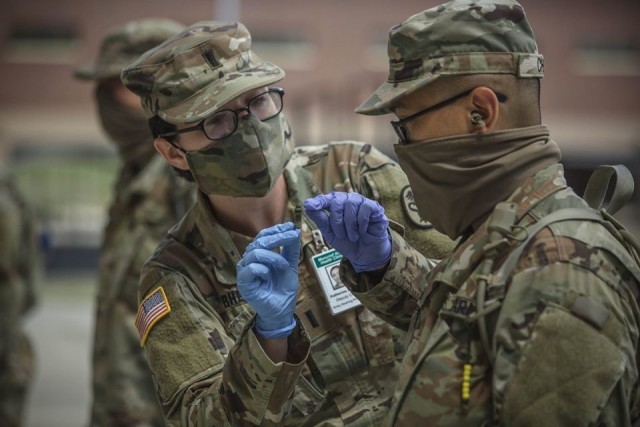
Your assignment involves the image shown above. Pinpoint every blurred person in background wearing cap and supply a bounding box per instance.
[74,18,195,427]
[0,164,40,427]
[305,0,640,425]
[121,20,453,426]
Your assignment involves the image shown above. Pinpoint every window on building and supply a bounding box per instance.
[361,41,387,72]
[3,24,78,65]
[252,35,316,71]
[573,41,640,77]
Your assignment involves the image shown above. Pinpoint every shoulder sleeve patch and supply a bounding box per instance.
[401,185,432,229]
[136,286,171,347]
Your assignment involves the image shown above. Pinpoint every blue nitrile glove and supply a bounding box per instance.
[304,192,391,273]
[236,222,301,340]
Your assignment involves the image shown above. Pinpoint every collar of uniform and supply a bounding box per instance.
[283,150,320,204]
[194,191,242,285]
[108,156,176,227]
[283,150,330,242]
[431,163,566,290]
[126,156,167,195]
[192,162,310,286]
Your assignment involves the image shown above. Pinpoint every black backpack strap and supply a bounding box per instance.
[583,164,634,215]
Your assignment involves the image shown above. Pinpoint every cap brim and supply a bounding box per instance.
[159,61,285,123]
[355,74,441,115]
[73,64,124,81]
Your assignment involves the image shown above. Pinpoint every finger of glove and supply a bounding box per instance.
[245,229,301,254]
[343,193,366,242]
[280,229,302,266]
[237,248,288,270]
[303,194,336,212]
[236,262,271,301]
[364,220,389,239]
[328,192,349,240]
[304,206,335,245]
[358,199,387,236]
[253,222,295,240]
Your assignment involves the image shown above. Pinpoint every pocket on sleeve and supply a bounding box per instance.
[503,305,625,427]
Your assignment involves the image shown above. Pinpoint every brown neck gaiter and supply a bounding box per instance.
[394,125,562,239]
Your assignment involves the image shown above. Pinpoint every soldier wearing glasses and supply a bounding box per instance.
[304,1,640,425]
[122,21,453,425]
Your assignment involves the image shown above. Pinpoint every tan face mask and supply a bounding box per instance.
[394,125,562,239]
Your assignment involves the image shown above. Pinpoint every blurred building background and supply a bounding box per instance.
[2,0,640,265]
[0,0,639,426]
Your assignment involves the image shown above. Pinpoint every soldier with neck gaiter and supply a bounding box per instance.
[305,1,640,425]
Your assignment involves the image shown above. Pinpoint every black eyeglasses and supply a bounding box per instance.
[391,88,507,144]
[159,87,285,142]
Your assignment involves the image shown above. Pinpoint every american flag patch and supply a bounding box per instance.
[136,286,171,347]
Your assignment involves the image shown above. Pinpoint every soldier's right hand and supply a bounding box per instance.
[304,192,392,273]
[237,222,301,339]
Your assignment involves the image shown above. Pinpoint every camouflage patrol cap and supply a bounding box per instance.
[356,0,544,115]
[121,21,285,123]
[74,18,185,80]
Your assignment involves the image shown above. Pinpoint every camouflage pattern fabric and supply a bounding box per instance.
[91,156,194,427]
[0,169,39,427]
[121,21,286,123]
[74,17,191,427]
[356,0,544,115]
[137,141,454,426]
[342,163,640,425]
[184,113,294,197]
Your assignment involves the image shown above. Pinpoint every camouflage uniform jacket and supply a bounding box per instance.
[92,155,193,426]
[137,141,454,426]
[344,163,640,426]
[0,170,38,357]
[0,169,38,427]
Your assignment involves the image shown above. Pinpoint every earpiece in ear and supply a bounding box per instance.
[470,112,486,128]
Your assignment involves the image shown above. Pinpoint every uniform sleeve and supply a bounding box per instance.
[341,229,434,331]
[0,192,21,363]
[493,259,639,427]
[93,222,173,424]
[14,192,39,314]
[138,269,310,427]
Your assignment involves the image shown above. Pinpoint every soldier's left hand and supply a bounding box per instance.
[237,222,301,339]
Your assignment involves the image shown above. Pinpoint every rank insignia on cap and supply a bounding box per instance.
[136,286,171,347]
[401,185,432,229]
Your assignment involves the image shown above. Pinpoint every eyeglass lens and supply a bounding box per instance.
[202,90,283,140]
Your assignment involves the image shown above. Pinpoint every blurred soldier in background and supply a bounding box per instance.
[121,21,453,426]
[305,0,640,425]
[0,164,39,427]
[74,18,194,427]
